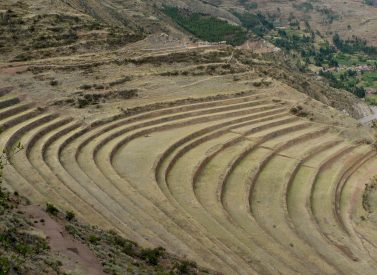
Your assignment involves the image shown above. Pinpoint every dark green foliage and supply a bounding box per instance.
[163,6,247,46]
[108,231,136,256]
[65,210,75,221]
[176,260,198,274]
[274,30,315,51]
[49,79,59,86]
[363,177,377,213]
[272,28,343,69]
[31,30,78,49]
[290,105,309,117]
[0,230,48,255]
[364,0,377,6]
[234,11,273,37]
[0,256,11,274]
[64,220,207,274]
[319,70,366,98]
[65,224,78,236]
[106,27,143,46]
[45,203,59,216]
[267,29,375,98]
[140,247,165,265]
[333,34,377,57]
[88,235,100,244]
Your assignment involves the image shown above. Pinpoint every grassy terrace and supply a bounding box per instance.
[1,87,377,273]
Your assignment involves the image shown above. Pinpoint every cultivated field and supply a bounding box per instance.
[1,83,377,274]
[3,0,377,273]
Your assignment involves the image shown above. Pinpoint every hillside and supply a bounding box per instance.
[0,187,210,274]
[2,0,377,274]
[61,0,377,46]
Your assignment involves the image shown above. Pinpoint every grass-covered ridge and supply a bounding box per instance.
[163,6,247,46]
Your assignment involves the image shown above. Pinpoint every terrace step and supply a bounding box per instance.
[1,91,376,273]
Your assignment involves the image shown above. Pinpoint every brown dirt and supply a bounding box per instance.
[19,204,105,275]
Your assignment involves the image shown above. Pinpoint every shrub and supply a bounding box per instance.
[176,260,197,274]
[109,76,132,87]
[140,247,165,265]
[49,79,59,86]
[79,84,92,90]
[290,105,309,117]
[65,210,75,221]
[65,224,78,236]
[0,256,11,274]
[88,235,100,244]
[45,203,59,216]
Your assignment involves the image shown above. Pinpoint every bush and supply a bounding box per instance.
[140,247,165,265]
[46,203,59,216]
[49,79,59,86]
[65,210,75,221]
[65,224,78,236]
[0,256,11,274]
[176,260,197,274]
[79,84,92,90]
[88,235,100,244]
[290,105,309,117]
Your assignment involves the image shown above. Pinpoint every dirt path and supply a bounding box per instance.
[19,205,105,275]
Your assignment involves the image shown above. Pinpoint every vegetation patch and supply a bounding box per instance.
[240,1,258,10]
[316,7,340,24]
[333,34,377,57]
[53,89,139,108]
[366,94,377,105]
[319,69,366,98]
[0,189,64,274]
[290,105,310,117]
[233,11,273,37]
[63,215,212,274]
[363,176,377,213]
[163,6,247,46]
[364,0,377,7]
[293,2,314,13]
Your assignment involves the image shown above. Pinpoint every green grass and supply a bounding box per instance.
[334,53,358,66]
[366,94,377,105]
[333,52,377,65]
[362,71,377,89]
